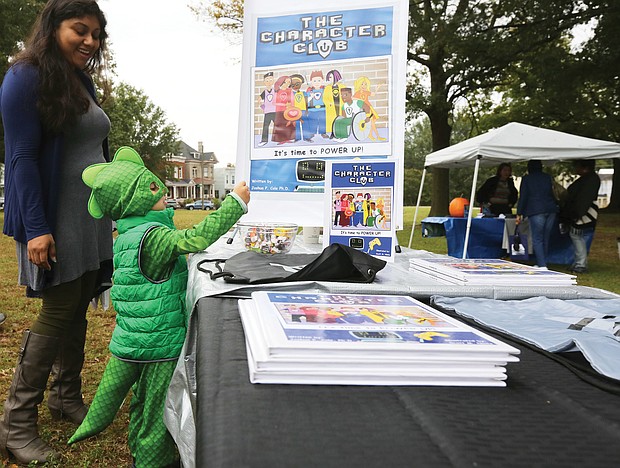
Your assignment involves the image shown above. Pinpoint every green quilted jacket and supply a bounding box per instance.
[109,194,246,361]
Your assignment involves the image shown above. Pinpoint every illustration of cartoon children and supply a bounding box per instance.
[323,69,344,138]
[346,193,355,226]
[290,74,308,142]
[333,190,342,226]
[367,201,378,227]
[299,306,319,323]
[323,307,345,323]
[354,76,386,141]
[305,70,328,140]
[352,193,365,227]
[339,192,351,227]
[362,193,372,226]
[257,71,276,147]
[332,87,368,141]
[288,305,304,322]
[272,75,295,144]
[376,197,388,229]
[341,87,367,118]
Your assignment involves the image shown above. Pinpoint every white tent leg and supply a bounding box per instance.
[462,158,481,259]
[408,168,427,249]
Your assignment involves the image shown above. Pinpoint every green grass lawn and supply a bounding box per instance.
[0,208,618,466]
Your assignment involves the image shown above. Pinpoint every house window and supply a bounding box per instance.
[232,174,235,184]
[192,167,198,178]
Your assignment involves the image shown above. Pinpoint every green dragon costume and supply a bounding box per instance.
[68,147,247,467]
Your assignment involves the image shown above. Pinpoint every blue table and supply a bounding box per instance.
[421,216,593,264]
[422,217,506,259]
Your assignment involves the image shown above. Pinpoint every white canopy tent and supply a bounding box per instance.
[408,122,620,256]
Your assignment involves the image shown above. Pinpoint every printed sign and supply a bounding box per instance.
[236,0,408,228]
[324,160,396,261]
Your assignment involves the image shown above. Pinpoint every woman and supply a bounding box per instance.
[0,0,112,464]
[475,163,518,216]
[516,160,559,268]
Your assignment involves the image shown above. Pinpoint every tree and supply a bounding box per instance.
[404,112,507,207]
[581,0,620,211]
[0,0,45,77]
[101,83,180,181]
[481,1,620,210]
[407,0,605,216]
[189,0,244,32]
[0,0,46,163]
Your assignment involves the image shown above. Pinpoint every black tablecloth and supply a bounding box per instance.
[191,296,620,468]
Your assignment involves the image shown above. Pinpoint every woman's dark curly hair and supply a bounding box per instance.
[14,0,108,134]
[495,162,512,176]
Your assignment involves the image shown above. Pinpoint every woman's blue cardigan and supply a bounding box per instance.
[1,63,110,244]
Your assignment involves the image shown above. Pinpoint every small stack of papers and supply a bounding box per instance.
[238,291,520,386]
[409,258,577,286]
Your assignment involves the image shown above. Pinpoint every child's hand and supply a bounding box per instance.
[233,181,251,205]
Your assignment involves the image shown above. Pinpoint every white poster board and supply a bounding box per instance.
[236,0,409,228]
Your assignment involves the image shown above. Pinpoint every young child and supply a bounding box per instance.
[68,146,250,467]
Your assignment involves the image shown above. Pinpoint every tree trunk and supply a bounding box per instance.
[428,110,452,217]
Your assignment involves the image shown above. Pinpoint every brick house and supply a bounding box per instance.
[165,141,218,201]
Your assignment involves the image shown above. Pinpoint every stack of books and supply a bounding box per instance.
[238,291,520,386]
[409,258,577,286]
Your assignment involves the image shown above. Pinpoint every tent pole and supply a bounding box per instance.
[462,157,481,259]
[408,167,427,249]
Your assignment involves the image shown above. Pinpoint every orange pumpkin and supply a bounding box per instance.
[449,197,470,217]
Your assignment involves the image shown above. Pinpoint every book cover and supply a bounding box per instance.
[239,299,517,367]
[324,160,397,261]
[238,294,517,386]
[409,258,576,285]
[246,291,520,357]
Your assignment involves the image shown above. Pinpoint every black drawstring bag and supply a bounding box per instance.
[197,243,386,284]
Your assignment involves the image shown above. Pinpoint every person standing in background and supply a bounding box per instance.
[0,0,112,464]
[561,159,601,273]
[516,160,559,269]
[476,163,519,216]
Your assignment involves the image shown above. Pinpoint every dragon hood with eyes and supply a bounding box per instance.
[82,146,168,221]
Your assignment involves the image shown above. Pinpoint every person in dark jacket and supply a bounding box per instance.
[516,160,559,268]
[561,159,601,273]
[476,163,518,216]
[0,1,112,464]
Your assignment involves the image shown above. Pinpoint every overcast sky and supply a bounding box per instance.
[100,0,242,165]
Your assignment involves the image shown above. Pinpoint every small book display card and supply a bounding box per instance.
[324,160,397,262]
